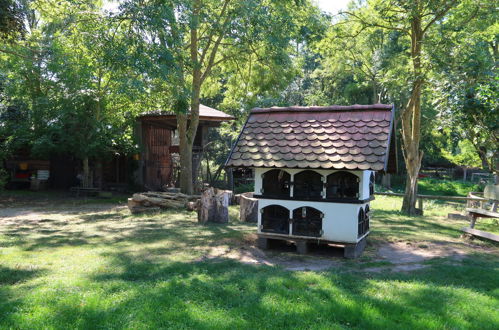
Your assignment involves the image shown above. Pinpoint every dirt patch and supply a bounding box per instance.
[197,242,340,271]
[361,240,480,273]
[377,241,468,264]
[196,237,489,273]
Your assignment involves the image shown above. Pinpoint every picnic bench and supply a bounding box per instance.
[70,186,100,197]
[463,184,499,242]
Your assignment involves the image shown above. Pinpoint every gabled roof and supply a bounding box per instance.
[225,104,397,172]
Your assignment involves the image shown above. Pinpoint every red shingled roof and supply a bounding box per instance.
[226,104,397,172]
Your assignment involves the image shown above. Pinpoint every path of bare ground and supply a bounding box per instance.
[1,197,497,273]
[195,233,497,272]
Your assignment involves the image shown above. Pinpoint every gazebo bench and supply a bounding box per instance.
[70,186,100,197]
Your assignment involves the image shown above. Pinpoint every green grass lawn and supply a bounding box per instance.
[0,195,498,329]
[378,177,482,196]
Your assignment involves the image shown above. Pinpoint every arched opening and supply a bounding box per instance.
[261,205,289,234]
[261,169,290,198]
[293,170,323,199]
[369,172,375,196]
[358,206,369,238]
[292,207,323,237]
[326,171,359,199]
[364,205,370,233]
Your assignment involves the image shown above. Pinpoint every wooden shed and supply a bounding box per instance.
[136,105,234,190]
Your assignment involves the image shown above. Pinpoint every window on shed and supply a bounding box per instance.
[369,173,375,196]
[358,205,370,238]
[292,207,323,237]
[326,171,359,199]
[293,170,323,199]
[261,169,290,198]
[261,205,290,235]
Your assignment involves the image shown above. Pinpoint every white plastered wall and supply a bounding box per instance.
[252,167,372,244]
[254,167,372,199]
[258,198,367,243]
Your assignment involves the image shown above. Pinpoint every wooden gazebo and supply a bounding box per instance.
[136,105,233,190]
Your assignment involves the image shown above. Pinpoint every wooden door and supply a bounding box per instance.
[143,124,172,190]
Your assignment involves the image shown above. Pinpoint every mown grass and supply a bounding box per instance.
[0,196,498,329]
[378,177,481,196]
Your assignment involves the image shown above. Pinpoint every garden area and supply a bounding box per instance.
[1,192,498,329]
[1,0,498,328]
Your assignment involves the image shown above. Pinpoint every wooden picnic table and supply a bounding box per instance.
[462,184,499,242]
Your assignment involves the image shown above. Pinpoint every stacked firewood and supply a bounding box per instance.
[127,191,200,214]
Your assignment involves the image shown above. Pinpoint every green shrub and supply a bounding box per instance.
[376,176,481,197]
[418,178,481,196]
[234,182,254,194]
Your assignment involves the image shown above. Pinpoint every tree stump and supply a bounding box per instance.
[197,187,230,224]
[239,192,258,223]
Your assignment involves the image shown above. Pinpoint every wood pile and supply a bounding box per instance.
[128,191,200,214]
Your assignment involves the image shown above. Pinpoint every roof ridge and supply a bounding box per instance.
[251,104,393,114]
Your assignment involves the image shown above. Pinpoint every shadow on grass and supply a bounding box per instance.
[0,209,249,254]
[0,204,498,328]
[0,265,45,285]
[73,250,497,329]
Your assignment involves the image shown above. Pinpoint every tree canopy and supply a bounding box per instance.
[0,0,497,207]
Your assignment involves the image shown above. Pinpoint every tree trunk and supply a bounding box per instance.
[477,146,490,172]
[401,172,420,215]
[178,2,201,195]
[82,157,90,188]
[381,173,391,189]
[178,113,194,195]
[197,187,230,224]
[239,192,258,222]
[401,15,424,216]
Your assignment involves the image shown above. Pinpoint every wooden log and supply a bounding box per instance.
[131,194,184,209]
[141,191,200,201]
[197,187,230,224]
[132,193,148,202]
[239,192,258,223]
[129,206,161,214]
[129,191,200,212]
[186,201,198,211]
[127,198,141,209]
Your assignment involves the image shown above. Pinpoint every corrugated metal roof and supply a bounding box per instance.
[226,104,396,171]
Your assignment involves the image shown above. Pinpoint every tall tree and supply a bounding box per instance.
[431,0,498,176]
[0,0,142,186]
[343,0,462,215]
[119,0,320,194]
[0,0,28,41]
